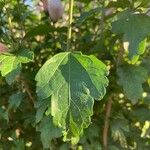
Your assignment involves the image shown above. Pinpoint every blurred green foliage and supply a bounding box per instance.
[0,0,150,149]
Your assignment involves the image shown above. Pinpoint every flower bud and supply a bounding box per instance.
[0,43,8,54]
[47,0,64,22]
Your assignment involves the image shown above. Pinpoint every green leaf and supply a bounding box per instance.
[80,123,101,150]
[5,65,21,85]
[12,139,25,150]
[8,93,24,110]
[4,93,24,122]
[136,0,150,7]
[111,117,129,148]
[0,51,34,84]
[0,54,20,77]
[35,98,50,123]
[76,7,102,26]
[25,24,67,38]
[37,116,62,149]
[117,65,148,103]
[36,52,109,140]
[17,50,34,63]
[58,144,70,150]
[108,146,120,150]
[142,57,150,75]
[112,11,150,61]
[137,39,147,55]
[130,107,150,122]
[108,0,131,8]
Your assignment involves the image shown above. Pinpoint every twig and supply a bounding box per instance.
[103,96,113,150]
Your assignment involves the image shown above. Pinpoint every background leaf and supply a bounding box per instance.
[117,65,148,103]
[112,11,150,61]
[37,116,62,149]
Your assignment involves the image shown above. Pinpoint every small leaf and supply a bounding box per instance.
[35,98,50,123]
[108,0,131,8]
[130,107,150,122]
[112,11,150,61]
[76,7,101,26]
[142,57,150,75]
[8,93,24,110]
[111,117,129,148]
[0,50,34,84]
[5,65,21,85]
[0,54,20,77]
[4,93,24,122]
[36,52,109,140]
[37,116,62,149]
[117,65,148,103]
[17,50,34,63]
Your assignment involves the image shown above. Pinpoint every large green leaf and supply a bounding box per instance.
[36,52,109,140]
[117,65,148,103]
[112,11,150,61]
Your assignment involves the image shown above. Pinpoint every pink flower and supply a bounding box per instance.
[0,43,8,54]
[47,0,64,22]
